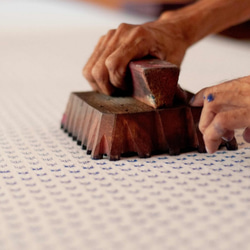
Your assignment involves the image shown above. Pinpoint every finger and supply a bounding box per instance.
[106,43,149,90]
[243,127,250,143]
[203,108,250,153]
[199,105,216,135]
[91,25,138,95]
[191,76,250,108]
[91,52,116,95]
[189,88,207,107]
[199,88,244,134]
[83,30,116,94]
[106,25,157,89]
[83,33,111,83]
[88,81,101,93]
[203,77,249,95]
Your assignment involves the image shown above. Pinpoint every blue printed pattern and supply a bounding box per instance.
[0,92,250,250]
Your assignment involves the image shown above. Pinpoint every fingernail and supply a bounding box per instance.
[222,136,233,142]
[189,96,195,105]
[205,146,214,154]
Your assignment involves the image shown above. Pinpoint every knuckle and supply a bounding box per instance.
[105,59,124,87]
[106,29,116,38]
[203,97,217,112]
[202,132,211,142]
[98,35,106,44]
[91,66,105,84]
[212,115,227,137]
[99,34,105,40]
[82,66,93,81]
[117,22,131,32]
[131,27,151,49]
[132,25,146,36]
[105,56,124,76]
[105,56,116,71]
[214,113,227,129]
[198,123,206,134]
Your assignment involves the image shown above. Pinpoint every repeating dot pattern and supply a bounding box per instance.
[1,91,250,250]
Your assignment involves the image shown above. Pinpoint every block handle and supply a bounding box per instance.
[129,59,180,108]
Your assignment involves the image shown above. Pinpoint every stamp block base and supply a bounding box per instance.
[61,92,237,160]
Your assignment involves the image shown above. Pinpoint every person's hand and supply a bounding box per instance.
[190,76,250,153]
[83,17,189,95]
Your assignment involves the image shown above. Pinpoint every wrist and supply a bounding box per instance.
[159,0,250,47]
[158,10,198,47]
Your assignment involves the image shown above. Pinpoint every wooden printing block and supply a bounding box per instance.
[61,91,238,160]
[129,59,179,108]
[61,59,237,160]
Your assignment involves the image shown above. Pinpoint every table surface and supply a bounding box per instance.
[1,1,250,250]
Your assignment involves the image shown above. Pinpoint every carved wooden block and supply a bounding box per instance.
[61,59,237,160]
[61,91,238,160]
[129,59,179,108]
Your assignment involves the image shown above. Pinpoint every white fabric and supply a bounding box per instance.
[1,1,250,249]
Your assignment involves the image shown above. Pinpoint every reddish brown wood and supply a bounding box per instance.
[61,91,237,160]
[129,59,180,108]
[61,59,237,160]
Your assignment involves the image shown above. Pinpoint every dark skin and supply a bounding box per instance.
[83,0,250,153]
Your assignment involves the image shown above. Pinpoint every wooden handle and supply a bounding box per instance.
[129,59,180,109]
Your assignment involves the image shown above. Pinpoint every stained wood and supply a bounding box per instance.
[129,59,179,108]
[61,59,237,160]
[61,91,238,160]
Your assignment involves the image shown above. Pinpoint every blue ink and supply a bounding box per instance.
[134,164,144,168]
[148,174,158,178]
[96,162,106,165]
[223,164,234,167]
[101,167,112,170]
[114,163,125,167]
[64,164,75,168]
[212,168,223,171]
[234,160,244,163]
[195,158,205,161]
[83,166,94,170]
[201,172,211,176]
[50,169,61,172]
[127,159,137,162]
[140,169,151,172]
[0,170,10,174]
[55,174,66,178]
[69,170,80,174]
[173,166,183,170]
[74,176,85,179]
[121,168,132,172]
[207,93,215,102]
[192,167,202,171]
[210,178,221,182]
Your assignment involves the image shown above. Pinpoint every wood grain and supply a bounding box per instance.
[129,59,180,108]
[61,91,237,160]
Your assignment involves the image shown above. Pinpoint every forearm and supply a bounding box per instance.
[159,0,250,46]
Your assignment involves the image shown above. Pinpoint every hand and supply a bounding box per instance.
[83,17,189,95]
[190,76,250,153]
